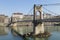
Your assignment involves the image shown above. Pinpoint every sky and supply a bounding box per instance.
[0,0,60,16]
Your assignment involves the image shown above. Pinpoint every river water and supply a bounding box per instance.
[0,26,60,40]
[0,27,23,40]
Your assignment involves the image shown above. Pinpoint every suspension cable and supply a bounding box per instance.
[27,7,33,15]
[43,7,58,15]
[37,3,60,6]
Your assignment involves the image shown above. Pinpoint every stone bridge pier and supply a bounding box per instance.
[35,23,44,35]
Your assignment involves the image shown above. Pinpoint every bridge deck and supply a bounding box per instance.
[12,18,60,23]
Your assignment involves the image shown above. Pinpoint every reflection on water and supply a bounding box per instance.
[44,26,60,32]
[0,27,23,40]
[22,26,60,40]
[35,38,48,40]
[0,26,8,35]
[16,26,60,35]
[0,26,60,40]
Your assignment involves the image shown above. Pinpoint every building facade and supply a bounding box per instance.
[11,13,24,22]
[0,14,9,26]
[43,13,52,19]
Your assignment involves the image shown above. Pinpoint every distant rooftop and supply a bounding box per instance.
[24,15,33,16]
[0,14,8,17]
[13,12,23,15]
[54,15,60,17]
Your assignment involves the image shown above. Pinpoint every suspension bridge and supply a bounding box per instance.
[7,4,60,36]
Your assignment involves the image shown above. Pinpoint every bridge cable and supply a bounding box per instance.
[27,7,33,15]
[43,7,58,15]
[37,3,60,6]
[24,7,33,20]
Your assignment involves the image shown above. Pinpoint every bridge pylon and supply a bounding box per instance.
[33,4,44,35]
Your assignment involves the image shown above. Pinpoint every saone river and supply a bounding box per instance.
[0,26,60,40]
